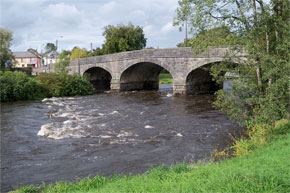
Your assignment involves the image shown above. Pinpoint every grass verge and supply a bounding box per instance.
[13,122,290,193]
[159,73,173,84]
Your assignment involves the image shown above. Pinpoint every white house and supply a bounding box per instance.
[42,51,58,66]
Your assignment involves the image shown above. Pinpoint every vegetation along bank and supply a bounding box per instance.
[0,71,95,102]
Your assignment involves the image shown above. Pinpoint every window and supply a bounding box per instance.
[21,58,24,62]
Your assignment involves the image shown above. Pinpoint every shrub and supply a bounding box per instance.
[37,73,95,97]
[0,71,45,102]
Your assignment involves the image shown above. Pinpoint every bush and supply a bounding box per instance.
[0,71,45,102]
[231,119,290,157]
[0,71,95,102]
[37,73,95,97]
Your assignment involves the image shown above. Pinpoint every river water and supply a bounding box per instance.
[0,85,241,192]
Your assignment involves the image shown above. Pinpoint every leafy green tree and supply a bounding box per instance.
[175,0,290,127]
[103,23,146,54]
[70,47,88,60]
[44,43,57,54]
[177,26,244,52]
[93,47,104,56]
[55,50,71,74]
[0,28,14,69]
[174,0,191,46]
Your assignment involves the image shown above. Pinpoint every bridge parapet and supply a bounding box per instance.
[69,46,246,66]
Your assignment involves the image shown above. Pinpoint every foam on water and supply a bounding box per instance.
[116,130,138,138]
[38,97,129,140]
[109,111,119,115]
[145,125,154,129]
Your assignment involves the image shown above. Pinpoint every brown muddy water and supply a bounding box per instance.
[0,85,241,192]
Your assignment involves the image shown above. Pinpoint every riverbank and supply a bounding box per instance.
[13,121,290,193]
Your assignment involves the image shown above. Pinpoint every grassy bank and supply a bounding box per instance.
[13,122,290,193]
[159,73,173,84]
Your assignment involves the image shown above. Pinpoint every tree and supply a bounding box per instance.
[93,47,104,56]
[176,26,244,51]
[44,43,57,54]
[173,0,191,46]
[103,23,146,54]
[175,0,290,127]
[55,50,71,74]
[70,47,87,60]
[0,28,13,69]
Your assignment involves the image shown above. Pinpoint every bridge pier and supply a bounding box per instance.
[110,80,121,91]
[173,84,187,95]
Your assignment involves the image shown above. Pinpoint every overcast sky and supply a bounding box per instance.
[1,0,185,52]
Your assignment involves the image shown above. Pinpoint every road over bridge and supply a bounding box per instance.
[34,46,245,95]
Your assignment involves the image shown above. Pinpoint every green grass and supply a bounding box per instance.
[159,73,173,84]
[13,132,290,193]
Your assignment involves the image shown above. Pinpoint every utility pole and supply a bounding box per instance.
[55,40,58,51]
[90,43,93,53]
[185,19,188,47]
[56,36,63,52]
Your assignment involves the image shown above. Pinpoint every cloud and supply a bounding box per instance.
[44,3,80,19]
[161,22,175,33]
[2,0,184,51]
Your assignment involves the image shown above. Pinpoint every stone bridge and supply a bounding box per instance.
[34,46,245,95]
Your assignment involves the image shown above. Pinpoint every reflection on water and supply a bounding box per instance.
[0,85,241,192]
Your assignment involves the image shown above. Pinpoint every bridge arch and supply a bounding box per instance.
[83,67,112,91]
[186,62,221,95]
[185,59,239,95]
[120,61,174,91]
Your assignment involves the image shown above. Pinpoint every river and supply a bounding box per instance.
[0,85,241,192]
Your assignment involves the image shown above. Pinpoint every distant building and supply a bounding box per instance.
[42,51,58,66]
[13,52,41,68]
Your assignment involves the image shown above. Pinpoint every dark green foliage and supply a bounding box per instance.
[0,71,45,102]
[37,73,95,97]
[93,47,105,56]
[175,0,290,128]
[44,43,57,54]
[103,23,146,54]
[0,71,95,102]
[0,27,14,68]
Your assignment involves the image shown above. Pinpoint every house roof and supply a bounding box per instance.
[43,50,58,58]
[13,52,39,58]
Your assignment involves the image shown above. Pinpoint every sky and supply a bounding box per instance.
[1,0,185,52]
